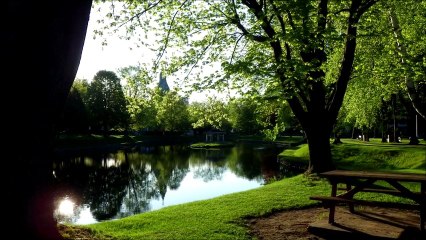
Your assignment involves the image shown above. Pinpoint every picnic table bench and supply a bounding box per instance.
[309,170,426,231]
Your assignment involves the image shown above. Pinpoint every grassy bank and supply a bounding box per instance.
[63,138,425,239]
[279,138,426,174]
[68,175,331,240]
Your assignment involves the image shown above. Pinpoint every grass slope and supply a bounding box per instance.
[82,175,329,240]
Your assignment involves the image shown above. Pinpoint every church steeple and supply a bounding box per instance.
[158,72,170,92]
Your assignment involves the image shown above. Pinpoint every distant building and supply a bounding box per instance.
[205,131,225,142]
[158,72,190,104]
[158,72,170,92]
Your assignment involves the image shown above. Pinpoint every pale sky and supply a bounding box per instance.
[75,5,230,103]
[75,8,150,81]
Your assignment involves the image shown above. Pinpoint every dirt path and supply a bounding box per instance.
[247,207,327,240]
[247,206,423,240]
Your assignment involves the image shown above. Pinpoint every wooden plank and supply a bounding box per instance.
[386,180,422,203]
[309,196,419,210]
[338,179,376,198]
[336,187,423,197]
[320,170,426,183]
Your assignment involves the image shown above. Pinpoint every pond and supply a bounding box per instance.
[53,143,290,224]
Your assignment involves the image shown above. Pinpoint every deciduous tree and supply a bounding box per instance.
[87,70,129,133]
[189,97,231,131]
[156,90,190,132]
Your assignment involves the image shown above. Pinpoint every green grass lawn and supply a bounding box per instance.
[331,138,426,174]
[64,138,425,240]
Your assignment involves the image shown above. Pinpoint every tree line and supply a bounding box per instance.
[58,68,301,139]
[59,65,424,145]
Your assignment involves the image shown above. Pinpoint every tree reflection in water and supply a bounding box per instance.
[53,143,295,223]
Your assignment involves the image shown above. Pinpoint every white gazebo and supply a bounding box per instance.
[205,131,225,142]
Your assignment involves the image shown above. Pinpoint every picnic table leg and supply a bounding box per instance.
[329,182,337,224]
[421,182,425,232]
[346,183,355,213]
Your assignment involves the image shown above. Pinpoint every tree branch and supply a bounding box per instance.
[154,0,190,71]
[270,0,286,35]
[228,0,269,42]
[183,33,218,81]
[287,96,308,127]
[327,0,377,121]
[286,10,296,31]
[242,0,283,62]
[317,0,328,34]
[356,0,379,19]
[115,0,163,30]
[230,34,245,64]
[242,0,276,38]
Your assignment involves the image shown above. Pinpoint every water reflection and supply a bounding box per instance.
[53,143,289,224]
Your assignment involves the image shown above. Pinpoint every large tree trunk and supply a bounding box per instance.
[4,0,92,239]
[303,117,335,173]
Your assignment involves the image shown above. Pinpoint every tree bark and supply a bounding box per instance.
[303,117,335,173]
[4,0,92,239]
[398,92,420,145]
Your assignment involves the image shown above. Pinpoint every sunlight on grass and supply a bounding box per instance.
[81,175,330,239]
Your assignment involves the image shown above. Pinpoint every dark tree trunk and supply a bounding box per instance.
[4,0,92,239]
[333,136,343,144]
[399,92,419,145]
[303,118,335,173]
[391,94,398,143]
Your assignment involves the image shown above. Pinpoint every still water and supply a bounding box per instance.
[53,143,286,224]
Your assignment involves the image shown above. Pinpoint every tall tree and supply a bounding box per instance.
[229,98,259,134]
[87,70,129,133]
[4,0,92,239]
[127,97,158,131]
[189,97,231,131]
[156,90,190,132]
[387,1,426,120]
[119,66,159,131]
[341,0,426,142]
[119,65,152,99]
[99,0,378,173]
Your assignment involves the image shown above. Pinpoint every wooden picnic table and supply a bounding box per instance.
[310,170,426,231]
